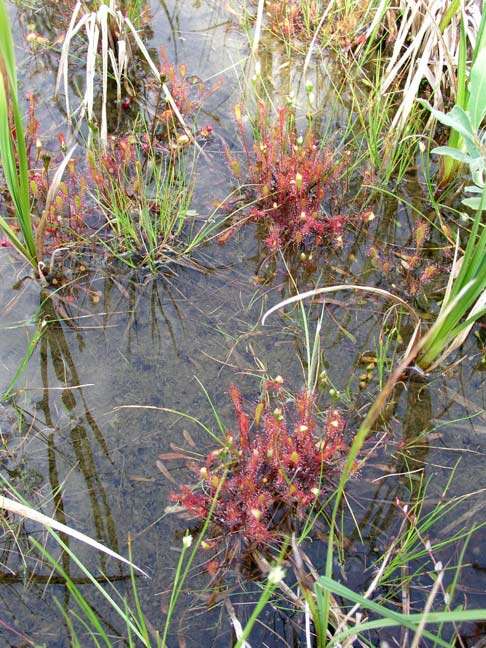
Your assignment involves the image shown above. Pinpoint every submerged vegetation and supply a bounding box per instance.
[0,0,485,645]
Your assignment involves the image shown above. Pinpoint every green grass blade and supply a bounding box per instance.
[1,318,44,401]
[0,0,36,264]
[317,575,486,647]
[33,541,113,647]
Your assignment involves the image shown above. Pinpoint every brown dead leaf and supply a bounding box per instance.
[156,460,176,483]
[182,429,196,447]
[159,452,188,461]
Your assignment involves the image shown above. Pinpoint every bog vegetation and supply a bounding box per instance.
[0,0,485,646]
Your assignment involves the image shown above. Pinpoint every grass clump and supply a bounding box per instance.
[422,28,486,206]
[415,7,486,187]
[361,0,483,139]
[329,0,484,178]
[89,132,202,270]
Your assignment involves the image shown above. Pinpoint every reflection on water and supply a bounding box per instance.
[1,254,484,645]
[0,0,485,646]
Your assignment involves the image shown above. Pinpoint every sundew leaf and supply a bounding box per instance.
[468,46,486,131]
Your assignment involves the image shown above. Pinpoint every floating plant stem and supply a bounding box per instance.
[234,554,288,648]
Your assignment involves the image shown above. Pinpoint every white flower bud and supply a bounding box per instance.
[268,565,286,584]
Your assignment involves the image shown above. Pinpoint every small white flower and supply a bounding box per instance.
[182,533,193,549]
[268,565,286,585]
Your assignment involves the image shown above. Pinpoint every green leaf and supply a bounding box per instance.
[0,0,37,265]
[419,102,475,145]
[316,576,453,648]
[462,196,486,210]
[464,185,484,193]
[431,147,475,164]
[468,45,486,130]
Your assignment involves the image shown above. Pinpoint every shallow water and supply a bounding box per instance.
[0,1,485,646]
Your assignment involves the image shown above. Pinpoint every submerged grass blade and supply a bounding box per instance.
[1,318,45,401]
[32,535,149,646]
[0,494,148,577]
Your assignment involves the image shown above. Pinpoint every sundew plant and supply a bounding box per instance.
[0,0,485,646]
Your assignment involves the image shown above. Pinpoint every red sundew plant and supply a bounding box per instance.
[88,135,136,192]
[88,133,172,212]
[264,0,319,40]
[171,383,347,550]
[150,49,220,138]
[368,219,444,298]
[25,93,40,166]
[226,103,350,251]
[89,132,171,202]
[157,50,198,125]
[23,97,90,254]
[30,156,89,251]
